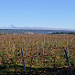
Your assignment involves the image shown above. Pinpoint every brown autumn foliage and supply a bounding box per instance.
[0,34,75,74]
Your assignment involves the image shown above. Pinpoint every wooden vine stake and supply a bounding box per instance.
[13,40,15,55]
[21,48,27,74]
[67,41,69,56]
[36,42,39,61]
[64,46,73,75]
[9,41,11,51]
[44,37,45,45]
[22,38,27,55]
[42,42,44,55]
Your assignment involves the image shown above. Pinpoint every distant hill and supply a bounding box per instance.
[0,26,75,31]
[0,29,75,34]
[0,25,75,32]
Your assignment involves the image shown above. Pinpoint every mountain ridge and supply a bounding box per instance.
[0,25,75,31]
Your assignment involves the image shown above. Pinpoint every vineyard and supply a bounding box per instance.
[0,33,75,75]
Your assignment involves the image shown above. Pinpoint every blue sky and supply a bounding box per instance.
[0,0,75,29]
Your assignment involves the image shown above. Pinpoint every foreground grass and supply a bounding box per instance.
[0,65,75,75]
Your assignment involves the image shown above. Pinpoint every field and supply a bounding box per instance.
[0,33,75,75]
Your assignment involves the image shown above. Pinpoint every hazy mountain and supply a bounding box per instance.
[0,25,75,31]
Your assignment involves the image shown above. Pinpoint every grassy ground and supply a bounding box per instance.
[0,65,75,75]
